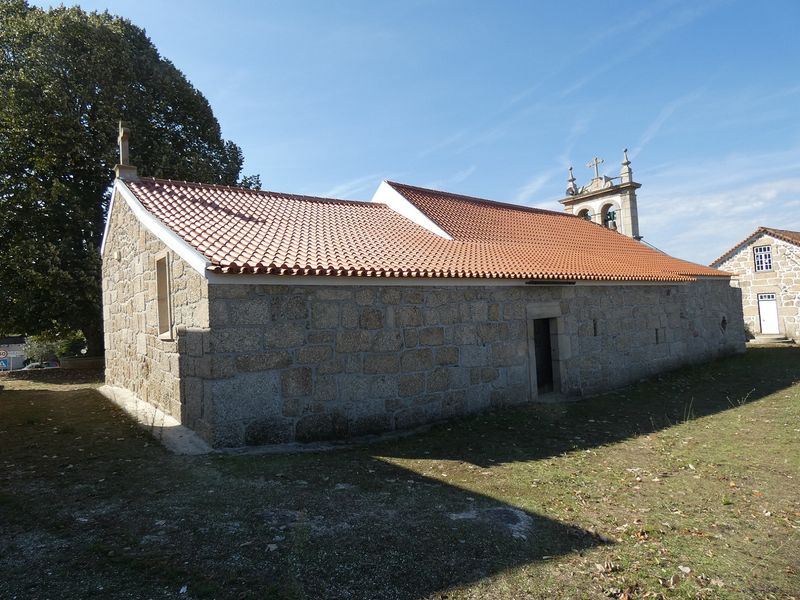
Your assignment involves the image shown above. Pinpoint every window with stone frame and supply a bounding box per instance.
[156,256,173,339]
[753,245,773,272]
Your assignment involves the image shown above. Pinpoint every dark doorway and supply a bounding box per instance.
[533,318,554,394]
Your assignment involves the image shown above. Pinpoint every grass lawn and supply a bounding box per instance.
[1,348,798,599]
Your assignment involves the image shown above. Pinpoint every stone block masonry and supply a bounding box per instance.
[716,233,800,342]
[102,192,211,437]
[104,192,744,448]
[190,279,743,447]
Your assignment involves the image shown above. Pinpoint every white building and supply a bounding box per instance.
[0,335,27,371]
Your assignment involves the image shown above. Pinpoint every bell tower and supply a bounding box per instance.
[559,149,641,240]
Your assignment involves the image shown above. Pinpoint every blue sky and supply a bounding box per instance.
[36,0,800,263]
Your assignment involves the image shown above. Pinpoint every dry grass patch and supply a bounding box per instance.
[1,349,798,599]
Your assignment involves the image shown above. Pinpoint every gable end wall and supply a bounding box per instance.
[102,191,210,431]
[716,234,800,341]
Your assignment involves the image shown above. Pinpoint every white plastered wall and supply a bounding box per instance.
[370,181,453,240]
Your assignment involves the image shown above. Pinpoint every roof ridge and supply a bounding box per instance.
[386,180,572,218]
[139,177,383,208]
[710,225,800,266]
[763,226,800,238]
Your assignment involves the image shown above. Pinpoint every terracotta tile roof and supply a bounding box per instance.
[711,226,800,266]
[388,181,578,243]
[769,228,800,246]
[386,181,726,280]
[122,178,728,282]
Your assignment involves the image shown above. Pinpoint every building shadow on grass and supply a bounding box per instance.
[0,384,609,600]
[378,347,800,469]
[248,454,610,599]
[205,347,800,598]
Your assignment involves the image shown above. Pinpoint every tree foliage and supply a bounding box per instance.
[0,1,257,352]
[238,174,262,190]
[23,334,60,364]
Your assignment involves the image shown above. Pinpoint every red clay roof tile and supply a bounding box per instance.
[123,178,728,282]
[386,181,726,281]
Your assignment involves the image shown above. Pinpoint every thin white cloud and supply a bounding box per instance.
[322,174,381,199]
[641,173,800,264]
[423,165,477,190]
[558,3,720,99]
[419,1,722,161]
[631,89,704,159]
[506,83,542,108]
[507,2,679,108]
[418,130,469,159]
[584,141,800,264]
[520,117,595,207]
[638,145,800,196]
[557,114,594,167]
[514,173,553,204]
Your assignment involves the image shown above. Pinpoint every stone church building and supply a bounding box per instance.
[711,227,800,342]
[102,128,744,447]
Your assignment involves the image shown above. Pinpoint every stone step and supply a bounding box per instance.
[749,334,795,346]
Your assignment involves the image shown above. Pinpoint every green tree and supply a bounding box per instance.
[23,334,59,365]
[238,174,262,191]
[0,1,258,354]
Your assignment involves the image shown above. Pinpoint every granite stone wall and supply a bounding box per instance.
[716,234,800,341]
[180,279,744,447]
[103,198,744,448]
[102,192,209,428]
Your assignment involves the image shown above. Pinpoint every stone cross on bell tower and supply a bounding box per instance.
[114,120,138,180]
[586,157,604,180]
[560,149,641,240]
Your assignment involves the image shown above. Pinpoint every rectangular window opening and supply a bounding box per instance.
[156,256,173,339]
[592,319,598,337]
[753,245,773,272]
[655,328,660,344]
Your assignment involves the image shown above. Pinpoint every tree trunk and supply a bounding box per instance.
[83,318,105,357]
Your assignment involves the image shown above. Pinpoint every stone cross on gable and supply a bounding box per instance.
[114,120,138,180]
[586,156,604,179]
[118,121,130,165]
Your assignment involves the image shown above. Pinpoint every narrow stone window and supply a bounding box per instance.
[156,256,173,339]
[592,319,598,336]
[655,328,660,344]
[753,245,772,272]
[532,318,555,394]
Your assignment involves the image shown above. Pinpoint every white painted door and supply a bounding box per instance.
[758,293,779,334]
